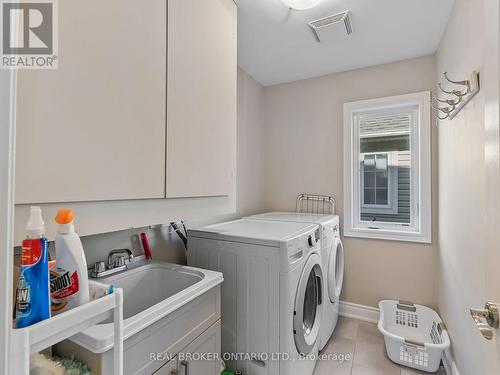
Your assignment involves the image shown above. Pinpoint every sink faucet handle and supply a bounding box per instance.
[107,248,134,268]
[114,256,126,268]
[94,261,106,273]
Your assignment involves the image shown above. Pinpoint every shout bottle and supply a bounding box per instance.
[50,209,89,314]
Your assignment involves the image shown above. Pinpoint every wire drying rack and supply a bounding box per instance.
[296,193,335,215]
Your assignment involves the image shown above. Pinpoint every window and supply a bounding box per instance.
[361,152,398,215]
[343,92,431,243]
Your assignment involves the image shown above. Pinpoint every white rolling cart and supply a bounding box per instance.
[11,283,124,375]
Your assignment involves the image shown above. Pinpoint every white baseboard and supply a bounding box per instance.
[339,300,379,323]
[442,348,460,375]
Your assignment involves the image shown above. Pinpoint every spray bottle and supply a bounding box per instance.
[16,206,51,328]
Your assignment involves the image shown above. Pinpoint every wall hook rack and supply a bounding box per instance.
[432,71,480,125]
[434,95,462,106]
[443,72,471,91]
[438,82,467,98]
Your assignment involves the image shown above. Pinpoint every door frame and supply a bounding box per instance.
[0,67,17,373]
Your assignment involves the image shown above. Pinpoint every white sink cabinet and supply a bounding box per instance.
[55,262,223,375]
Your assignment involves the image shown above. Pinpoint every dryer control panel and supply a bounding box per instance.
[283,226,321,272]
[308,229,320,247]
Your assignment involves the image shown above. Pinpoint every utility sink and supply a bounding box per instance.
[103,262,206,320]
[56,261,223,375]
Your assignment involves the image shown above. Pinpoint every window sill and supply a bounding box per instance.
[344,227,431,244]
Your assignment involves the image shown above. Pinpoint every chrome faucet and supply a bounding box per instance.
[90,249,135,279]
[107,248,134,269]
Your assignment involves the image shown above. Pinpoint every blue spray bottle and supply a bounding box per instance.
[16,206,51,328]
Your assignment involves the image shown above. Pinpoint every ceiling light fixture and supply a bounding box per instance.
[281,0,323,10]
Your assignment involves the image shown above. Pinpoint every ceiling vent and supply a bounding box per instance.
[308,11,353,43]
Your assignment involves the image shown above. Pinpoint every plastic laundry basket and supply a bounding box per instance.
[378,300,450,373]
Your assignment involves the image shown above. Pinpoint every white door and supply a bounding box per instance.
[469,0,500,373]
[484,0,500,370]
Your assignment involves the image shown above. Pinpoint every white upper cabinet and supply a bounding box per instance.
[15,0,167,203]
[15,0,237,206]
[166,0,237,198]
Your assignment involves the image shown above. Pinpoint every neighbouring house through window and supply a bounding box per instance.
[361,152,399,216]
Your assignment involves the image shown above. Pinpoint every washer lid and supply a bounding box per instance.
[328,239,344,303]
[188,219,318,247]
[294,253,323,355]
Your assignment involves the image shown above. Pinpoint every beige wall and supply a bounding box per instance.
[236,68,266,216]
[261,56,439,308]
[436,0,500,373]
[55,57,441,311]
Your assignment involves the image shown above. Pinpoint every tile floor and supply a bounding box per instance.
[314,317,446,375]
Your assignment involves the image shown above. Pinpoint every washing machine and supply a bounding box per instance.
[246,212,344,350]
[188,219,323,375]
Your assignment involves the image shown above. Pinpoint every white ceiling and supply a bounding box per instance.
[237,0,455,86]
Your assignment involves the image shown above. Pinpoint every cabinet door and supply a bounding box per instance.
[178,320,221,375]
[15,0,166,203]
[153,357,177,375]
[166,0,237,198]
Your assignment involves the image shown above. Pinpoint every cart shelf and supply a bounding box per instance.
[11,283,123,375]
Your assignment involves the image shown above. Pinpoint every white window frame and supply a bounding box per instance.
[360,151,399,215]
[343,92,432,243]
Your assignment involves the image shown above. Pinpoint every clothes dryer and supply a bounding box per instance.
[246,212,344,350]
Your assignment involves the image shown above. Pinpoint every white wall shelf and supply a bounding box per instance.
[11,285,123,375]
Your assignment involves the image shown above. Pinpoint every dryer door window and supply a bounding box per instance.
[328,239,345,303]
[294,253,323,355]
